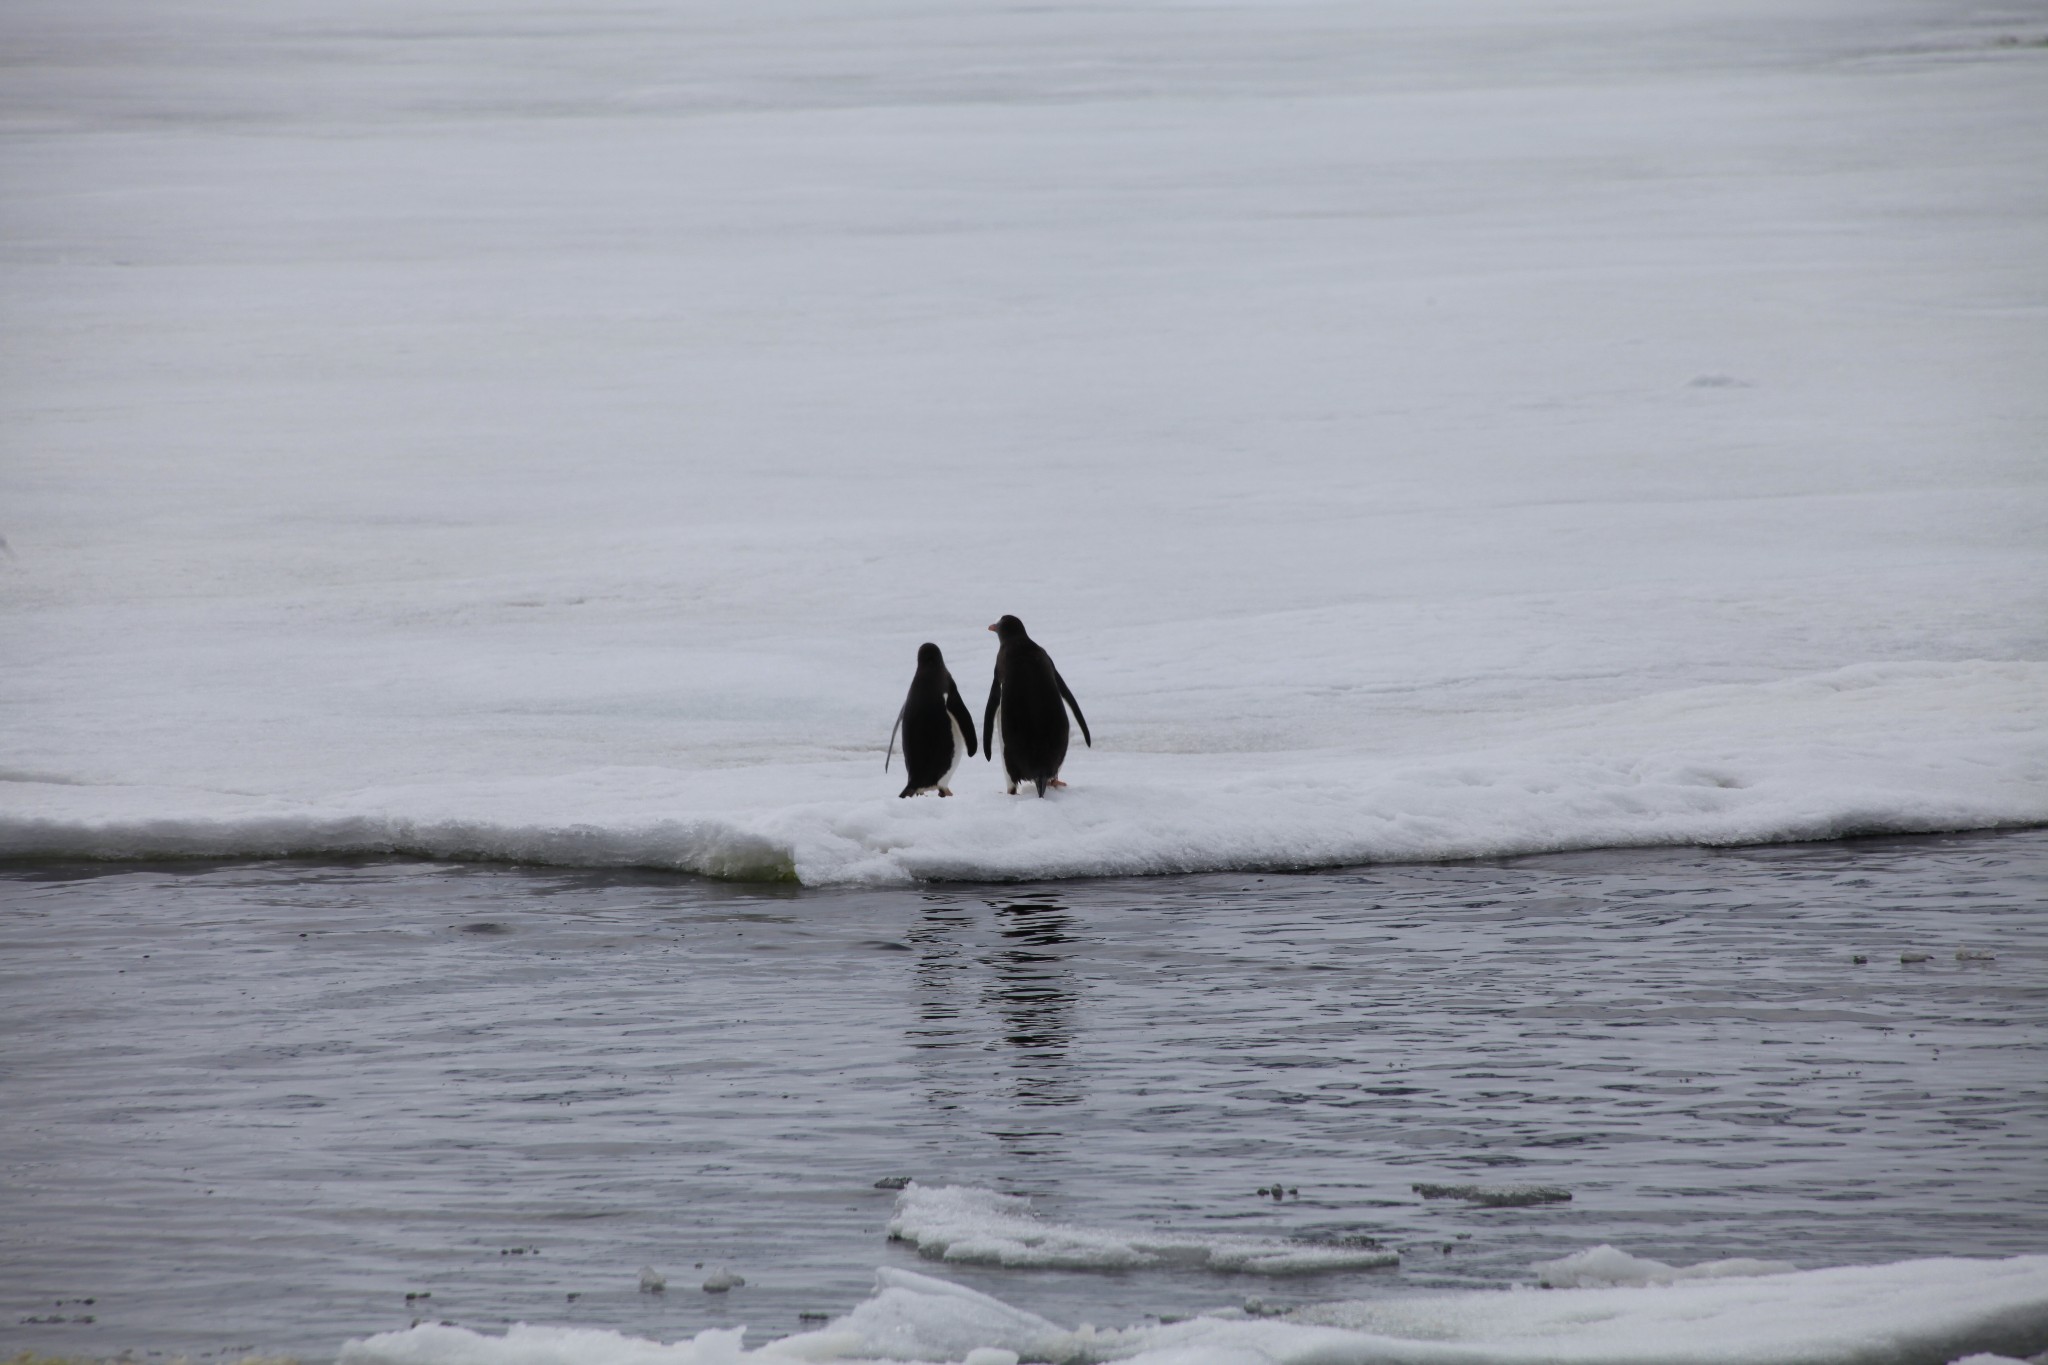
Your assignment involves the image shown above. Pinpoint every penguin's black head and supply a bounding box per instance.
[916,642,943,667]
[989,614,1026,640]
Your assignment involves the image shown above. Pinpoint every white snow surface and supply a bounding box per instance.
[337,1258,2048,1365]
[5,0,2045,882]
[888,1184,1398,1274]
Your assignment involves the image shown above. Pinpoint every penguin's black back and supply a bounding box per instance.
[984,617,1089,797]
[898,643,976,796]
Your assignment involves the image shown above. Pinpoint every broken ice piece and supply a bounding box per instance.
[703,1267,746,1292]
[1412,1183,1571,1207]
[639,1266,666,1293]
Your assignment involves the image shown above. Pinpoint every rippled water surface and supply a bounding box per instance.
[3,831,2045,1360]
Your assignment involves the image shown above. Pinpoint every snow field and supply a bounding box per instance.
[3,1,2043,882]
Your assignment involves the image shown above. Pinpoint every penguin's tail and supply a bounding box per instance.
[1034,776,1050,798]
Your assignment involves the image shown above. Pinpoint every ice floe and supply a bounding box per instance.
[5,0,2044,884]
[887,1184,1397,1274]
[1411,1184,1572,1209]
[10,0,2047,1358]
[1529,1244,1796,1289]
[339,1256,2048,1365]
[3,661,2044,884]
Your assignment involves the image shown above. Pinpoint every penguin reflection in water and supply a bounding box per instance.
[886,643,979,797]
[984,614,1091,796]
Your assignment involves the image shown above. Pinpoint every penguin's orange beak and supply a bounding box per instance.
[987,622,998,632]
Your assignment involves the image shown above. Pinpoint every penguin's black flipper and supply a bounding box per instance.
[983,670,1002,762]
[885,708,903,771]
[1054,670,1091,747]
[943,673,978,757]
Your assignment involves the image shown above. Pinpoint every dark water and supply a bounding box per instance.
[2,830,2044,1361]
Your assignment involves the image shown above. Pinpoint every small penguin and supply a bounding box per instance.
[983,615,1091,797]
[886,643,978,798]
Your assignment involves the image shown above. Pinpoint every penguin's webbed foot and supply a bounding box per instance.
[1005,781,1018,795]
[938,787,953,797]
[1049,778,1068,789]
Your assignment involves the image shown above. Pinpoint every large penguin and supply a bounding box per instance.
[886,643,978,798]
[983,615,1091,797]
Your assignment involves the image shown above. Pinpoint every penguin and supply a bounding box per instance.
[983,615,1091,797]
[886,643,978,798]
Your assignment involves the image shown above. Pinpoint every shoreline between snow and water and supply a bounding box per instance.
[4,661,2042,885]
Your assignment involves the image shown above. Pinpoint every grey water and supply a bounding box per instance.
[2,830,2044,1362]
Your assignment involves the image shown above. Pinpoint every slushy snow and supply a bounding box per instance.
[4,0,2044,882]
[338,1258,2048,1365]
[888,1184,1398,1274]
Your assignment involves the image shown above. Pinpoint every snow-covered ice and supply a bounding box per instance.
[338,1258,2048,1365]
[887,1184,1398,1274]
[1528,1244,1795,1290]
[4,0,2044,882]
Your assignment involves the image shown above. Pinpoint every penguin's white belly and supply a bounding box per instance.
[940,716,966,789]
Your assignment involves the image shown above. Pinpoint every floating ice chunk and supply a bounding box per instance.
[1531,1243,1796,1288]
[1252,1254,2048,1362]
[830,1268,1068,1362]
[341,1256,2048,1365]
[639,1266,666,1293]
[889,1184,1396,1274]
[703,1268,746,1293]
[754,1331,864,1364]
[1412,1182,1571,1207]
[341,1322,744,1365]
